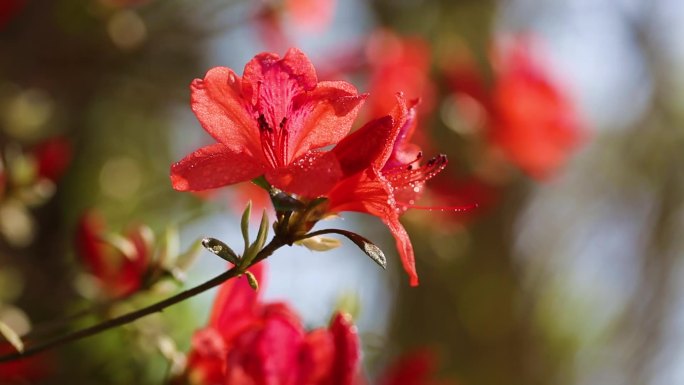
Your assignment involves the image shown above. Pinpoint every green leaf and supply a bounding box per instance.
[242,210,269,268]
[251,176,271,191]
[0,320,24,353]
[245,270,259,291]
[240,201,252,253]
[254,210,269,251]
[201,237,239,264]
[304,229,387,269]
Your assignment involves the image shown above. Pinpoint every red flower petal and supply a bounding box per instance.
[327,313,361,385]
[385,101,420,168]
[229,303,305,385]
[491,37,583,179]
[0,343,52,383]
[374,94,410,170]
[378,349,449,385]
[382,213,418,286]
[187,328,228,385]
[191,67,262,156]
[32,137,72,182]
[288,81,366,161]
[75,211,108,281]
[327,169,419,285]
[209,263,265,342]
[299,329,335,383]
[327,169,391,215]
[242,48,318,132]
[332,115,394,177]
[170,143,265,191]
[75,211,150,297]
[266,151,342,198]
[242,49,364,165]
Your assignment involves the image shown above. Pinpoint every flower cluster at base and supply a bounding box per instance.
[174,263,360,385]
[76,211,198,299]
[170,48,448,285]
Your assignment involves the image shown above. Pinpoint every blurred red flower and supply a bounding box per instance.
[32,137,72,182]
[0,343,52,384]
[490,37,583,179]
[0,0,25,29]
[377,349,457,385]
[446,36,583,179]
[255,0,337,50]
[170,48,366,198]
[365,30,435,120]
[75,211,153,298]
[172,49,449,286]
[183,263,361,385]
[285,0,336,32]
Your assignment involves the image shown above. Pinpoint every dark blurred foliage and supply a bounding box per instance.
[0,1,224,383]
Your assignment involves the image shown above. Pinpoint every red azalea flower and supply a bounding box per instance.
[365,30,435,119]
[32,137,72,182]
[0,343,52,383]
[0,0,25,29]
[171,50,449,286]
[170,48,366,198]
[444,36,583,179]
[75,211,153,298]
[254,0,336,51]
[323,95,447,286]
[284,0,336,32]
[183,263,361,385]
[377,349,458,385]
[490,37,583,179]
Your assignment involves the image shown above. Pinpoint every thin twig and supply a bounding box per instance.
[0,236,287,362]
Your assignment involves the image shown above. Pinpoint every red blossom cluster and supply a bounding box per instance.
[0,343,52,384]
[179,263,360,385]
[179,263,459,385]
[0,137,72,200]
[76,211,155,298]
[255,0,337,50]
[364,30,435,120]
[376,349,458,385]
[170,48,447,286]
[446,37,584,179]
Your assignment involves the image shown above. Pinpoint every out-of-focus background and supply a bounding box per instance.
[1,0,684,384]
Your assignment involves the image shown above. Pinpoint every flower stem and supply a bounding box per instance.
[0,236,288,363]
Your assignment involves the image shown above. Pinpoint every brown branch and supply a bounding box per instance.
[0,235,288,363]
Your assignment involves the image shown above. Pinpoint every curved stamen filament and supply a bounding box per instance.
[384,154,447,186]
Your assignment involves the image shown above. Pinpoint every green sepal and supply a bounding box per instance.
[240,201,252,252]
[241,210,269,269]
[251,176,271,191]
[271,191,305,211]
